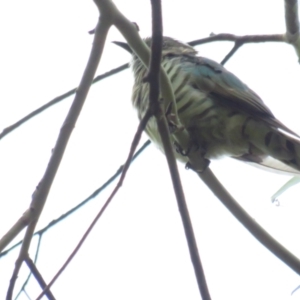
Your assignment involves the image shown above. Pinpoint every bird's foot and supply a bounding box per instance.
[174,141,210,172]
[185,158,210,173]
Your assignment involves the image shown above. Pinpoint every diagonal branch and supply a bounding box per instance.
[220,42,243,65]
[25,255,56,300]
[146,0,211,299]
[196,168,300,275]
[14,234,43,300]
[5,11,112,300]
[35,106,153,300]
[0,140,151,259]
[0,63,128,141]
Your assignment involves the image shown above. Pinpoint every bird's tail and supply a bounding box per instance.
[245,119,300,174]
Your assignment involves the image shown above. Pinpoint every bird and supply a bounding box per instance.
[114,37,300,174]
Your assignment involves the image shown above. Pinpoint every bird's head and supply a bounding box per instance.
[113,37,196,78]
[113,36,196,57]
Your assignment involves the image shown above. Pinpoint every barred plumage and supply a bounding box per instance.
[116,37,300,174]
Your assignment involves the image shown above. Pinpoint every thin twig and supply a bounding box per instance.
[291,284,300,296]
[189,33,285,46]
[35,108,152,300]
[25,255,56,300]
[220,42,243,65]
[5,11,111,300]
[0,64,129,141]
[14,234,43,300]
[0,140,151,259]
[23,290,32,300]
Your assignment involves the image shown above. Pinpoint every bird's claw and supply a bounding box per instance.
[174,141,210,172]
[165,101,184,134]
[185,158,210,173]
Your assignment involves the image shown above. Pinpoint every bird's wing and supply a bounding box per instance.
[185,56,299,137]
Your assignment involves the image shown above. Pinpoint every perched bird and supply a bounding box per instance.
[114,37,300,174]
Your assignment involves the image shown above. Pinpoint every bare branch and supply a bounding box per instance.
[0,140,151,259]
[35,108,153,300]
[25,256,56,300]
[146,0,211,299]
[190,33,285,65]
[0,215,32,255]
[284,0,300,60]
[22,290,32,300]
[292,284,300,296]
[14,234,43,300]
[285,0,299,39]
[196,168,300,275]
[189,33,285,46]
[5,10,112,300]
[221,42,243,65]
[188,4,300,62]
[0,63,129,141]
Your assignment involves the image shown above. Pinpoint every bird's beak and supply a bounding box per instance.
[112,41,133,54]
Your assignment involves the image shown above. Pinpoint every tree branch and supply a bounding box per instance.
[5,10,112,300]
[146,0,211,299]
[285,0,300,59]
[196,168,300,275]
[220,42,243,65]
[189,33,285,47]
[35,106,153,300]
[13,234,42,300]
[25,255,56,300]
[285,0,299,38]
[0,63,129,141]
[0,140,151,259]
